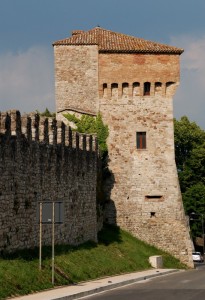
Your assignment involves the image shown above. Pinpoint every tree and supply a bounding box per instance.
[63,112,109,156]
[174,116,205,172]
[36,108,56,118]
[174,116,205,239]
[183,183,205,237]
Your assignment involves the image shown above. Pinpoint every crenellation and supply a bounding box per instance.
[0,109,98,252]
[61,122,66,146]
[68,126,73,147]
[94,136,98,153]
[82,134,87,151]
[1,112,11,136]
[34,113,40,141]
[42,118,48,143]
[52,118,57,145]
[30,114,36,141]
[75,132,79,150]
[89,135,93,152]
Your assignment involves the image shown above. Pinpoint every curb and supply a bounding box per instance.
[56,269,180,300]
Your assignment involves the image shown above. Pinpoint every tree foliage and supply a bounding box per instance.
[174,116,205,237]
[174,116,205,172]
[63,113,109,156]
[36,108,56,118]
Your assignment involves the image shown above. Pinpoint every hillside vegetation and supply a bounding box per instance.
[0,225,186,299]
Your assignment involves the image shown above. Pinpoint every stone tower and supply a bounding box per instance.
[53,27,194,267]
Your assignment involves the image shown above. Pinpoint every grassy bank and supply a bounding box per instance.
[0,225,186,299]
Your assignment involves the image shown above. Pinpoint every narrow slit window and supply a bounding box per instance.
[146,195,162,199]
[145,195,164,202]
[136,132,146,149]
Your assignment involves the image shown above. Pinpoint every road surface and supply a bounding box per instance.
[82,263,205,300]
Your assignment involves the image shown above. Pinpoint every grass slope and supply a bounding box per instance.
[0,225,186,299]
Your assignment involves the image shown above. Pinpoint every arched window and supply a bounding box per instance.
[166,82,176,96]
[122,82,129,97]
[103,83,107,98]
[111,83,118,99]
[144,82,151,96]
[155,82,162,95]
[133,82,140,96]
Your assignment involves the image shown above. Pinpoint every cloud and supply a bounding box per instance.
[170,35,205,129]
[0,46,55,114]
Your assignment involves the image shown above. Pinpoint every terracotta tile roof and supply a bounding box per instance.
[53,27,184,54]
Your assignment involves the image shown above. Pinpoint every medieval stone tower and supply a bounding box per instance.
[53,27,193,267]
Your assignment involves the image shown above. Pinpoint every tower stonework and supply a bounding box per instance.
[53,27,194,267]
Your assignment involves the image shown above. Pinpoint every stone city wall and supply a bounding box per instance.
[0,110,98,253]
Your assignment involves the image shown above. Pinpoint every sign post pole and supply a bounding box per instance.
[39,202,42,270]
[52,202,55,285]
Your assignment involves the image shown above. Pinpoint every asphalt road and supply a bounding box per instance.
[82,263,205,300]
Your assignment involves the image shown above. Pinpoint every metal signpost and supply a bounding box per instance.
[39,202,42,270]
[38,201,63,285]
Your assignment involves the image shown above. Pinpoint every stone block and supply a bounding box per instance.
[149,255,163,268]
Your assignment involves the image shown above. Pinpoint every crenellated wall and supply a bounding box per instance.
[0,110,98,253]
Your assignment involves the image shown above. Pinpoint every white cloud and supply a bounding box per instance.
[170,35,205,129]
[0,46,55,114]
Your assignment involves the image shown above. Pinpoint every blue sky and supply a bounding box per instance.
[0,0,205,128]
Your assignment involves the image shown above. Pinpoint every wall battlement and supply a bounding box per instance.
[0,110,98,253]
[0,110,98,152]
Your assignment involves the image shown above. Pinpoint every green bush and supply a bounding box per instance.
[64,113,109,156]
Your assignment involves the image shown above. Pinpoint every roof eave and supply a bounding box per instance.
[52,42,98,47]
[99,49,184,55]
[52,42,184,55]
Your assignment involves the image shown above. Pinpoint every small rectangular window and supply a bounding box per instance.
[145,195,164,202]
[136,132,146,149]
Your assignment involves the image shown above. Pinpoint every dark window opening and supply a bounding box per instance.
[111,83,118,89]
[122,82,129,96]
[146,195,162,199]
[145,195,164,202]
[111,83,118,98]
[103,83,107,89]
[166,81,175,88]
[144,82,151,96]
[136,132,146,149]
[133,82,140,96]
[155,82,162,93]
[103,83,107,97]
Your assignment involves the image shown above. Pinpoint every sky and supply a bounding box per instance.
[0,0,205,129]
